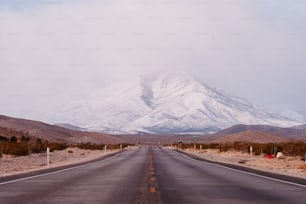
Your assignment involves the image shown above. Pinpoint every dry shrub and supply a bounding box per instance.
[2,143,29,156]
[174,141,306,157]
[298,164,306,171]
[76,143,105,150]
[30,143,46,154]
[49,143,68,152]
[0,135,69,156]
[75,143,131,150]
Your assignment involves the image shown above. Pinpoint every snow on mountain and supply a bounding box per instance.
[47,72,304,134]
[262,105,305,122]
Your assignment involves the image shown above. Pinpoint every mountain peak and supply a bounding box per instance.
[46,73,304,134]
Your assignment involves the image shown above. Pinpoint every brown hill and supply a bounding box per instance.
[215,124,306,141]
[213,130,289,144]
[0,115,125,144]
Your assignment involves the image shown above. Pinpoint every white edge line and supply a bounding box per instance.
[174,150,306,188]
[0,152,121,186]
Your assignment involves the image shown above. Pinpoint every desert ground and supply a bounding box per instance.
[181,148,306,179]
[0,147,120,177]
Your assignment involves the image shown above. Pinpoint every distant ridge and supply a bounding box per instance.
[292,124,306,130]
[0,115,125,144]
[215,124,306,141]
[213,130,289,144]
[54,123,87,132]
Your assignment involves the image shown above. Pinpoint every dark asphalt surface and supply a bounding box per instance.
[0,147,306,204]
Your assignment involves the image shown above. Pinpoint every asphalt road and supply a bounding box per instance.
[0,147,305,204]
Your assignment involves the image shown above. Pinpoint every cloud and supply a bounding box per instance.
[0,0,306,120]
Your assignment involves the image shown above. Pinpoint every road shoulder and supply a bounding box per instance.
[175,149,306,187]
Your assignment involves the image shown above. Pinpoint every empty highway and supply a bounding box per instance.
[0,147,305,204]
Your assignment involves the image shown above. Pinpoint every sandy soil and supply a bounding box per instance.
[181,148,306,179]
[0,148,120,177]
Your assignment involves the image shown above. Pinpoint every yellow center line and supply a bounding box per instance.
[149,187,157,193]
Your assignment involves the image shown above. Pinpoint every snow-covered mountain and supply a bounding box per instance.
[47,73,304,134]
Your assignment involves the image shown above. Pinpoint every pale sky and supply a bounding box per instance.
[0,0,306,121]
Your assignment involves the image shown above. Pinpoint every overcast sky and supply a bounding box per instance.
[0,0,306,121]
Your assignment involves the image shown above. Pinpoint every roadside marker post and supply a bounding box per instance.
[104,145,107,153]
[200,145,202,151]
[47,147,50,166]
[194,144,196,152]
[250,146,253,161]
[120,144,123,151]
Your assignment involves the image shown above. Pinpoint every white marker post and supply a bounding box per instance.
[47,147,50,166]
[104,145,107,153]
[194,144,196,152]
[200,145,202,152]
[250,146,253,161]
[120,144,123,151]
